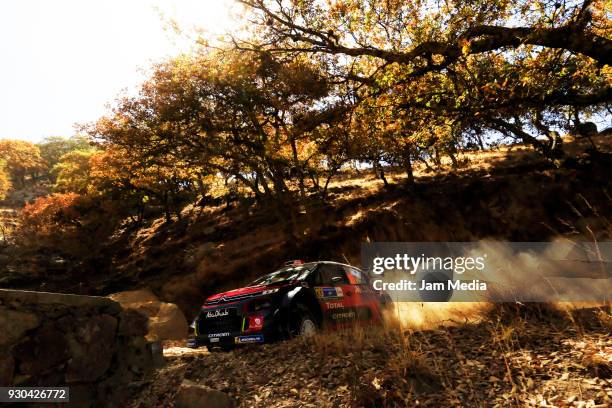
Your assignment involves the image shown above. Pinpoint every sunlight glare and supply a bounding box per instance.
[0,0,240,142]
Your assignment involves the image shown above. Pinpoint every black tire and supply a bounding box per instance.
[289,304,318,338]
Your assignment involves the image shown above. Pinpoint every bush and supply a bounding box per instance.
[19,193,82,239]
[17,193,120,259]
[0,160,11,200]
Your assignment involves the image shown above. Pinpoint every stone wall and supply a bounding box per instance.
[0,289,160,407]
[110,289,189,341]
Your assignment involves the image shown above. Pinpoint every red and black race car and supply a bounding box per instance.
[188,260,391,351]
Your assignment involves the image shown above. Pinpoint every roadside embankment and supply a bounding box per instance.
[0,289,161,407]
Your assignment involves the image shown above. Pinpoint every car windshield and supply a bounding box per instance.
[251,264,314,286]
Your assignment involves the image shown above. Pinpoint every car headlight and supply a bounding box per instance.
[250,300,272,311]
[262,288,279,295]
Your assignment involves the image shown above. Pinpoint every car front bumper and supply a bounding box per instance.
[190,304,283,348]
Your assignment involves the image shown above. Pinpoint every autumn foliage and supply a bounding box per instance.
[19,193,82,240]
[2,0,610,246]
[52,149,97,194]
[0,140,45,187]
[17,192,121,259]
[0,160,10,200]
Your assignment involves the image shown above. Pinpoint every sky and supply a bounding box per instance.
[0,0,241,143]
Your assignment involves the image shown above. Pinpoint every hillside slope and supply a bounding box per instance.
[117,138,612,317]
[1,136,611,318]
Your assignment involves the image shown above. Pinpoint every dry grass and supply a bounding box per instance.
[0,207,18,246]
[240,301,605,406]
[389,302,491,330]
[138,301,611,407]
[309,302,612,407]
[327,134,611,197]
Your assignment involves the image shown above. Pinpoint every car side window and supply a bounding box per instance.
[345,266,365,285]
[306,269,323,286]
[317,264,349,285]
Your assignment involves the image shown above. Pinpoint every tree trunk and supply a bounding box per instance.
[321,165,340,200]
[403,145,415,185]
[289,137,306,199]
[491,118,565,164]
[309,170,320,191]
[373,160,388,187]
[448,151,458,169]
[163,191,171,223]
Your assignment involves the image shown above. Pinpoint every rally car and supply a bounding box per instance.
[188,260,391,351]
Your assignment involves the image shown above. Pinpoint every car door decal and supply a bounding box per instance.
[315,286,343,299]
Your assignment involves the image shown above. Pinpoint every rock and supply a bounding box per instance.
[148,340,165,368]
[185,242,217,266]
[175,380,235,408]
[148,303,189,340]
[66,315,117,382]
[109,289,158,305]
[202,226,216,235]
[118,336,156,375]
[110,289,188,341]
[118,309,149,337]
[0,289,154,406]
[15,325,69,376]
[69,384,96,407]
[12,374,31,386]
[96,377,130,407]
[0,289,121,315]
[0,308,39,347]
[130,301,162,317]
[100,337,155,399]
[35,369,65,387]
[0,354,14,386]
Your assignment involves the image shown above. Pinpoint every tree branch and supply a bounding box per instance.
[240,0,612,66]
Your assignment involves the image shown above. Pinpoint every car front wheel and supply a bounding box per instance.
[291,304,318,338]
[298,315,317,337]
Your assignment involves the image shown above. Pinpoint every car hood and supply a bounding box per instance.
[206,285,267,302]
[205,284,288,304]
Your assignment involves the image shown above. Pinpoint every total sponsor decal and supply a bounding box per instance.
[315,287,343,299]
[206,309,230,319]
[235,334,265,344]
[324,301,344,310]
